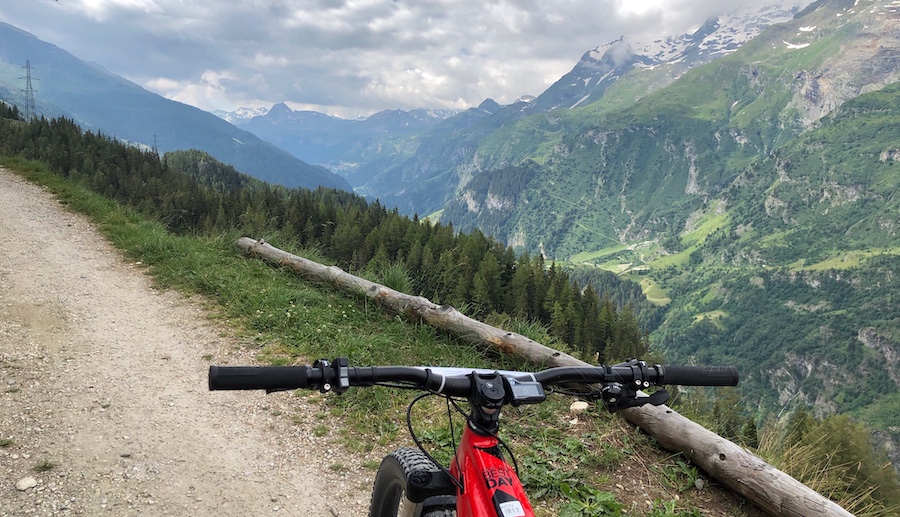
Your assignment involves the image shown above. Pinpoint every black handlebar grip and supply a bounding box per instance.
[659,365,739,386]
[208,366,308,391]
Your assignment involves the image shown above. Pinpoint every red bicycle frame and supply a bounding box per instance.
[449,422,534,517]
[208,357,739,517]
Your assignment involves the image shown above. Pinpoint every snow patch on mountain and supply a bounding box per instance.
[533,1,815,113]
[605,1,813,68]
[784,41,812,49]
[214,106,270,124]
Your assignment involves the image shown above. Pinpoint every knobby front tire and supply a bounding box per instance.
[369,448,456,517]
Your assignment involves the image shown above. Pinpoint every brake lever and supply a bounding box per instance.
[596,383,669,413]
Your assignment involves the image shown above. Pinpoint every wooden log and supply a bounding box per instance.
[235,237,854,517]
[624,404,855,516]
[234,237,583,367]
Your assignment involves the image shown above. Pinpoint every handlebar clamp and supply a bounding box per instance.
[622,359,651,390]
[312,357,350,394]
[596,360,670,412]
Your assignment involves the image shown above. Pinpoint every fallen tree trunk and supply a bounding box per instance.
[235,237,854,517]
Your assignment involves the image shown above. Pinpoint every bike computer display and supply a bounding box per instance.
[506,378,546,406]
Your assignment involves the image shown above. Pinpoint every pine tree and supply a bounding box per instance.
[597,295,616,361]
[611,304,645,361]
[531,254,548,321]
[473,252,502,312]
[510,253,534,319]
[580,284,600,360]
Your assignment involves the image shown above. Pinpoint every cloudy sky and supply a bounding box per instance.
[1,0,782,118]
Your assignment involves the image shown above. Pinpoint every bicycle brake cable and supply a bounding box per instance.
[552,387,597,398]
[373,381,427,390]
[446,397,521,477]
[406,392,465,491]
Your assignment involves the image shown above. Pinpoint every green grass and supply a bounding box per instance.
[791,248,900,272]
[569,244,630,264]
[2,157,840,516]
[692,310,728,330]
[33,460,57,473]
[680,203,729,247]
[649,246,695,269]
[630,275,671,306]
[17,156,896,517]
[642,280,671,306]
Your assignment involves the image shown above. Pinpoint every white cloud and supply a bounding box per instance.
[78,0,163,21]
[0,0,810,118]
[143,76,182,93]
[615,0,663,16]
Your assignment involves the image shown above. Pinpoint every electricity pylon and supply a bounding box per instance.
[19,60,38,121]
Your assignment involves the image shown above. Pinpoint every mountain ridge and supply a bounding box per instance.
[220,102,462,181]
[0,22,350,191]
[524,1,813,113]
[447,0,900,253]
[309,0,825,217]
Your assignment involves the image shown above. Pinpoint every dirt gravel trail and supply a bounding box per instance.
[0,167,371,516]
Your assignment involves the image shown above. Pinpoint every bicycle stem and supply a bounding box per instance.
[468,372,507,435]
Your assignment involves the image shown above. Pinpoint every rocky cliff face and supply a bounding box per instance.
[788,0,900,127]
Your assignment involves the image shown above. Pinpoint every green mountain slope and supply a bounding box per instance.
[451,0,899,258]
[657,84,900,415]
[435,0,900,464]
[0,22,350,191]
[717,84,900,265]
[645,84,900,464]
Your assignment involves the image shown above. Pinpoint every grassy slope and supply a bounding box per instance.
[3,157,769,517]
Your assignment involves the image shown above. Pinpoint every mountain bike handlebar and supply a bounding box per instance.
[208,359,738,399]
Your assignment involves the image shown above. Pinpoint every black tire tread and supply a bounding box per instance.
[390,447,442,473]
[370,448,451,517]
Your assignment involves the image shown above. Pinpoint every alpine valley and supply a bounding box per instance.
[227,0,900,466]
[1,0,898,469]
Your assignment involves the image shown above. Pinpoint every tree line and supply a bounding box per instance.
[0,113,652,362]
